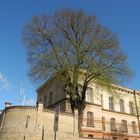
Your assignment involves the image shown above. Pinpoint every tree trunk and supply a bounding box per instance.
[78,106,85,137]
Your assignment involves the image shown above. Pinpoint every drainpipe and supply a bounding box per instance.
[133,90,140,135]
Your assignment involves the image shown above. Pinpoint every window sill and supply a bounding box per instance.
[86,125,95,128]
[132,132,138,134]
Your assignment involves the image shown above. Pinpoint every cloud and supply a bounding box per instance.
[0,73,11,90]
[24,98,36,106]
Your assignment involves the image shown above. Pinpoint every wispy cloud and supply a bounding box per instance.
[24,98,36,106]
[0,72,11,91]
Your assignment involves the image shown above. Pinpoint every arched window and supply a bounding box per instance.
[49,92,53,105]
[129,101,134,114]
[43,95,47,107]
[132,121,137,134]
[109,97,114,111]
[110,118,116,131]
[87,111,94,127]
[119,99,125,112]
[121,120,128,132]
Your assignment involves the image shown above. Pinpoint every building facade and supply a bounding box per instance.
[0,77,140,140]
[37,78,140,140]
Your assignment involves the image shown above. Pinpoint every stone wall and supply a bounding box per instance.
[0,103,79,140]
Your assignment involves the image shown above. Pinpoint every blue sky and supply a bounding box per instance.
[0,0,140,109]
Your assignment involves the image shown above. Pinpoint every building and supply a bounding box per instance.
[37,77,140,140]
[0,77,140,140]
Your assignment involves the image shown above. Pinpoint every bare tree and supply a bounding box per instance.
[23,8,132,133]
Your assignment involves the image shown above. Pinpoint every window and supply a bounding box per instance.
[101,94,103,107]
[132,121,137,134]
[88,134,93,138]
[43,95,47,107]
[110,118,116,131]
[49,92,53,105]
[119,99,125,112]
[129,101,134,114]
[87,111,94,127]
[86,89,93,103]
[112,137,117,140]
[121,120,128,133]
[109,97,114,111]
[78,85,82,98]
[102,117,105,131]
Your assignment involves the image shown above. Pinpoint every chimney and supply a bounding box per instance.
[5,102,12,107]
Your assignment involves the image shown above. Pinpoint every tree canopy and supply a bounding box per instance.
[23,9,132,111]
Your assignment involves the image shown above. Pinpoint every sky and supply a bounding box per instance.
[0,0,140,109]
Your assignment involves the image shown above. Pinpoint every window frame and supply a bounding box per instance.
[121,120,128,133]
[109,97,114,111]
[110,118,116,131]
[101,94,103,108]
[129,101,134,115]
[87,111,94,127]
[86,88,93,103]
[132,121,137,134]
[102,116,105,131]
[43,95,47,107]
[119,99,125,113]
[49,92,53,105]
